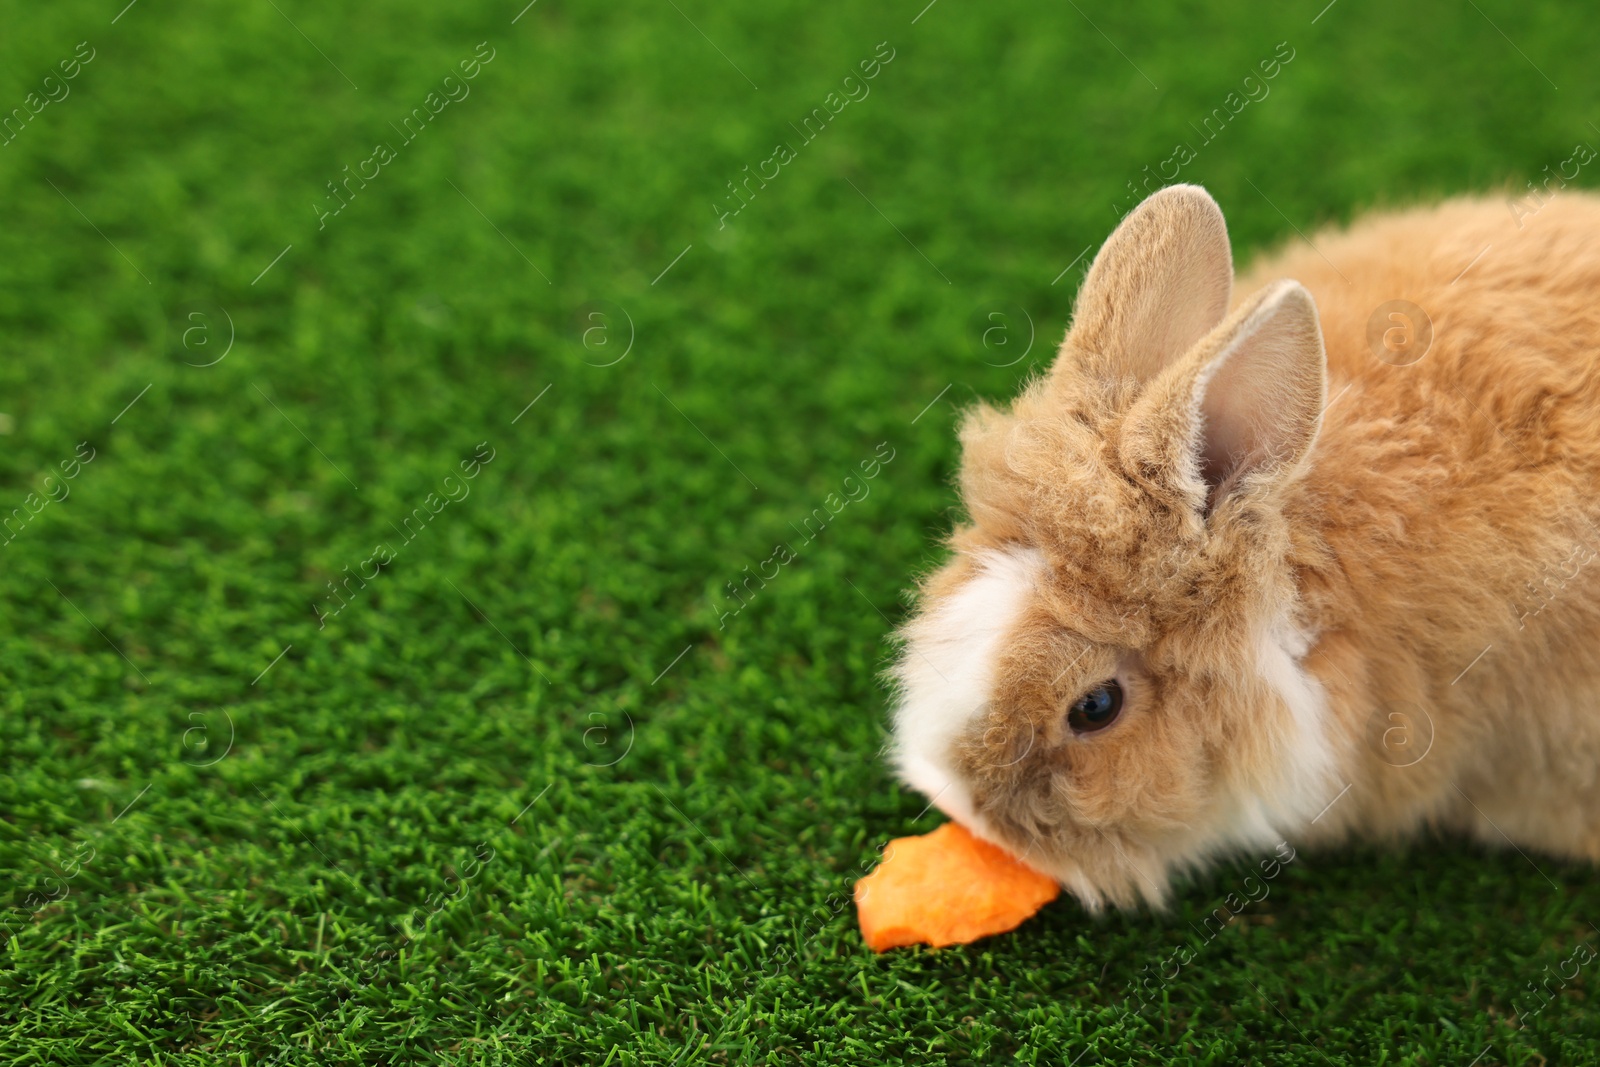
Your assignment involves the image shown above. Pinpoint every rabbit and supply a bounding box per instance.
[890,182,1600,911]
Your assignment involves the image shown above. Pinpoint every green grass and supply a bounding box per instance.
[0,0,1596,1062]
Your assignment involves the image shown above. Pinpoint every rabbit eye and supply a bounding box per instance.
[1067,680,1123,733]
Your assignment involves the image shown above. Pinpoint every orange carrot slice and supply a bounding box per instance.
[853,821,1060,951]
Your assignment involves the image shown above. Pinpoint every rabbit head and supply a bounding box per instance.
[890,185,1338,910]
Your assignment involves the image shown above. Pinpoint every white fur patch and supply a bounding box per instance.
[890,547,1047,838]
[1214,620,1337,849]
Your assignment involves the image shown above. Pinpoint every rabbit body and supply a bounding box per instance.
[1253,192,1600,863]
[890,185,1600,909]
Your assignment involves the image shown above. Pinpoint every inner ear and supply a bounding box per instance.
[1115,278,1327,515]
[1056,184,1234,388]
[1192,279,1327,501]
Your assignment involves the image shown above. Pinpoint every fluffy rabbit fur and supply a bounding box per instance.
[891,183,1600,911]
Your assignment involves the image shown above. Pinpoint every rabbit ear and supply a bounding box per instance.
[1192,280,1326,498]
[1120,279,1326,509]
[1059,184,1233,386]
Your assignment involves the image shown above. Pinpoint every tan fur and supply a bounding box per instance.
[892,184,1600,910]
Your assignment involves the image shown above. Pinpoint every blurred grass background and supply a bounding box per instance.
[0,0,1595,1063]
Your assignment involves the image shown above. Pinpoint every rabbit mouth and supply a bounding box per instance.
[895,750,995,836]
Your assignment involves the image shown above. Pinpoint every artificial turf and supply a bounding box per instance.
[0,0,1596,1063]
